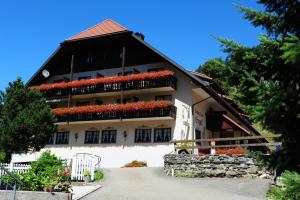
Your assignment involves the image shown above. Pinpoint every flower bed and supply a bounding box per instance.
[123,160,147,168]
[34,70,174,91]
[52,100,172,116]
[216,147,245,155]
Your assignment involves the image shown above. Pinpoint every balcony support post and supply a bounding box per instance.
[67,54,74,109]
[120,46,126,105]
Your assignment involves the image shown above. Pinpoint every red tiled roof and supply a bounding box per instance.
[65,19,128,41]
[190,71,213,81]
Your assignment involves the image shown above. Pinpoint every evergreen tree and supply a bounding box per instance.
[0,78,56,162]
[197,58,231,93]
[198,0,300,173]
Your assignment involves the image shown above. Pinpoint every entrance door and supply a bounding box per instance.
[195,129,201,145]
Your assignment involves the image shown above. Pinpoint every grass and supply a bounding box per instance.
[175,171,193,178]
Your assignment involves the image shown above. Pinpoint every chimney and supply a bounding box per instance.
[134,32,145,40]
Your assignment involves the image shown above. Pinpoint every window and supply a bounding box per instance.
[86,52,93,64]
[50,104,58,109]
[132,96,139,102]
[76,101,90,106]
[135,129,151,143]
[78,76,91,80]
[133,68,140,74]
[96,73,104,78]
[53,79,64,83]
[154,128,171,142]
[147,67,164,72]
[195,130,201,145]
[195,130,201,139]
[85,130,100,144]
[117,98,131,104]
[95,100,103,105]
[55,132,69,144]
[117,71,133,76]
[46,133,55,145]
[101,130,117,143]
[155,95,172,101]
[219,130,234,145]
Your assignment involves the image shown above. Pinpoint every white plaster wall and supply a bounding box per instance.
[12,120,175,167]
[164,66,194,141]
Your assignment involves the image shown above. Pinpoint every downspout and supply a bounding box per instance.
[120,46,126,105]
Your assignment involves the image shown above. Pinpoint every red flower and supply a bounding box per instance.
[61,167,71,177]
[216,148,245,155]
[33,70,174,91]
[52,100,172,116]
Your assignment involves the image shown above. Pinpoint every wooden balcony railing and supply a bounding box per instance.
[54,101,176,123]
[34,71,177,99]
[171,134,281,154]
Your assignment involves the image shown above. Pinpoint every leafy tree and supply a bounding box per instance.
[198,0,300,173]
[0,78,56,162]
[197,58,231,92]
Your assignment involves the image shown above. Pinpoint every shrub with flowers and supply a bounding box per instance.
[123,160,147,168]
[216,147,246,155]
[33,70,174,91]
[52,100,172,116]
[3,151,72,192]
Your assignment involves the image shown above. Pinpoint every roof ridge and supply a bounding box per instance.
[65,19,128,41]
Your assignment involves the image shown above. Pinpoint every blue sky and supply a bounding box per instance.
[0,0,264,90]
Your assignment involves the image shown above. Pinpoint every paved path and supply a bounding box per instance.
[82,167,270,200]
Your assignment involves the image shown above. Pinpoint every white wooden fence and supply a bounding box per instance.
[0,163,30,176]
[1,154,101,181]
[71,153,101,181]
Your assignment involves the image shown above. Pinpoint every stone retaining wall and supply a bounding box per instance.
[164,154,273,179]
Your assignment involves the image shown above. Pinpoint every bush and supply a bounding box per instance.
[94,170,104,182]
[267,171,300,200]
[31,151,65,178]
[19,171,43,191]
[123,160,147,168]
[10,151,71,192]
[247,150,271,170]
[216,147,245,155]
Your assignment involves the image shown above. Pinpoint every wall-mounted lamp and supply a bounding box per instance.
[74,133,78,142]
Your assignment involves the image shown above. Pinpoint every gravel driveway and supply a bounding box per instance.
[82,167,271,200]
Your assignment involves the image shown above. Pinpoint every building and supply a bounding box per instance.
[12,19,262,167]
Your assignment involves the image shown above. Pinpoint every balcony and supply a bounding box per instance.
[53,100,176,123]
[34,70,177,99]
